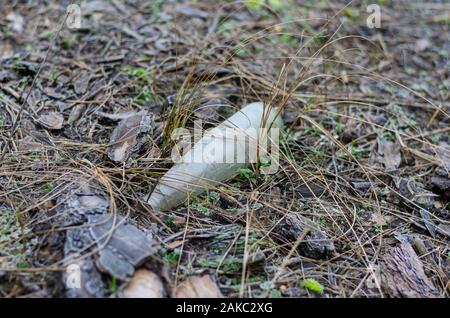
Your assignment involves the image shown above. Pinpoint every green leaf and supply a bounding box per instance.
[238,168,254,180]
[245,0,263,10]
[343,8,359,21]
[163,249,181,265]
[268,0,283,10]
[271,289,282,298]
[300,278,324,294]
[109,276,118,297]
[260,281,273,290]
[280,34,293,43]
[44,183,54,193]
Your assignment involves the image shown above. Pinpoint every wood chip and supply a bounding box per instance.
[273,213,335,259]
[16,136,43,152]
[89,214,158,280]
[73,71,92,95]
[431,176,450,191]
[107,111,154,163]
[121,269,165,298]
[380,241,439,298]
[174,274,223,298]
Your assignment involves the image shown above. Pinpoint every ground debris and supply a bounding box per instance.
[37,112,64,130]
[43,179,159,296]
[2,0,449,298]
[194,98,228,122]
[73,71,92,95]
[174,274,223,298]
[380,240,439,298]
[296,180,327,198]
[0,69,18,82]
[97,111,141,121]
[435,142,450,170]
[430,176,450,191]
[89,214,158,280]
[6,11,24,33]
[107,111,155,163]
[377,138,401,171]
[394,177,445,237]
[175,5,209,19]
[273,213,335,259]
[16,136,43,152]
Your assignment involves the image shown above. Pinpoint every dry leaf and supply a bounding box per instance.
[431,176,450,191]
[0,41,14,59]
[74,71,92,95]
[17,136,42,152]
[418,209,436,238]
[174,275,223,298]
[107,111,154,163]
[68,104,86,124]
[0,70,18,82]
[147,146,162,159]
[377,138,401,171]
[38,112,64,130]
[194,98,226,121]
[121,269,165,298]
[97,111,139,121]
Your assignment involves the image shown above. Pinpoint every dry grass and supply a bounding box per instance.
[0,0,448,297]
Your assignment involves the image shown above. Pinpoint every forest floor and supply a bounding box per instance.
[0,0,449,298]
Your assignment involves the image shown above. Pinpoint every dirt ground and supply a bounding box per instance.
[0,0,449,298]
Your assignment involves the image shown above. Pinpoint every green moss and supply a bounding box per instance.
[0,207,36,269]
[197,256,242,273]
[280,34,294,44]
[436,15,450,26]
[108,276,118,297]
[163,248,181,265]
[268,0,283,10]
[343,8,360,22]
[245,0,264,10]
[16,261,29,268]
[44,182,54,193]
[238,168,256,183]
